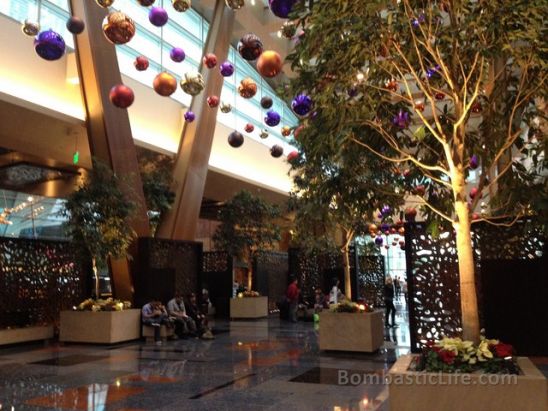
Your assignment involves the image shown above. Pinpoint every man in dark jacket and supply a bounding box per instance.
[384,277,397,327]
[286,277,300,323]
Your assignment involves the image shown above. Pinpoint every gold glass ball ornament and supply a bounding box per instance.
[153,72,178,97]
[22,19,40,37]
[257,50,283,78]
[238,77,257,99]
[225,0,244,10]
[281,126,291,137]
[96,0,115,7]
[259,129,269,139]
[172,0,191,11]
[220,102,232,113]
[180,71,205,96]
[102,12,136,45]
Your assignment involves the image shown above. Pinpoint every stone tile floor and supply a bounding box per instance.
[0,300,544,411]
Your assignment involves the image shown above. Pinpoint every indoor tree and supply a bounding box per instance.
[286,0,547,341]
[213,190,281,291]
[289,131,404,299]
[63,160,137,298]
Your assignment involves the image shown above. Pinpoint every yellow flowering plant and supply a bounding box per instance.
[76,298,132,312]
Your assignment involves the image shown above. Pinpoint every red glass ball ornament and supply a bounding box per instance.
[207,95,220,108]
[294,124,305,139]
[386,79,398,92]
[244,123,254,133]
[471,102,482,113]
[109,84,134,108]
[134,55,149,71]
[257,50,283,78]
[402,169,410,177]
[469,187,479,199]
[203,53,217,69]
[404,207,417,222]
[153,72,177,97]
[415,101,425,112]
[435,92,445,100]
[287,150,299,162]
[414,185,426,196]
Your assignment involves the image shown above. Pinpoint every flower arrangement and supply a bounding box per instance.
[417,336,519,374]
[329,301,374,313]
[76,298,132,312]
[237,290,260,298]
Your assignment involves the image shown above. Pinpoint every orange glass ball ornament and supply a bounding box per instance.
[238,78,257,99]
[102,12,136,45]
[256,50,283,78]
[281,126,291,137]
[153,72,177,97]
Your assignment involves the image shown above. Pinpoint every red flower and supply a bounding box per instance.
[494,343,513,358]
[438,349,456,365]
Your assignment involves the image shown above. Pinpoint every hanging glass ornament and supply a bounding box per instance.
[268,0,296,18]
[257,50,282,78]
[471,102,482,113]
[134,55,149,71]
[228,131,244,147]
[435,92,445,100]
[264,110,281,127]
[220,102,232,113]
[109,84,134,108]
[270,145,283,158]
[414,185,425,196]
[237,33,263,61]
[386,79,398,91]
[259,129,269,139]
[404,208,417,222]
[184,111,195,122]
[414,100,425,112]
[469,187,479,199]
[393,110,410,128]
[102,12,135,45]
[180,71,204,96]
[286,150,299,162]
[137,0,155,5]
[280,21,296,39]
[207,95,220,108]
[291,94,312,116]
[34,30,66,61]
[244,123,254,133]
[170,47,185,62]
[381,205,391,215]
[203,53,217,69]
[96,0,115,7]
[22,20,40,37]
[238,78,257,98]
[260,96,273,109]
[469,154,479,170]
[219,61,234,77]
[66,16,85,34]
[172,0,191,11]
[153,72,177,96]
[281,126,291,137]
[374,236,384,246]
[225,0,244,10]
[149,6,169,27]
[412,13,425,27]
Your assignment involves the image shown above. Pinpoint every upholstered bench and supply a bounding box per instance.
[142,324,174,342]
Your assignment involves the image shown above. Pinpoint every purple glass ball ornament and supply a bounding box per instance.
[260,96,273,109]
[170,47,185,62]
[375,236,384,246]
[380,223,390,232]
[291,94,313,116]
[393,110,410,128]
[264,110,281,127]
[184,111,195,122]
[269,0,297,18]
[149,7,169,27]
[219,61,234,77]
[66,16,85,34]
[381,205,391,215]
[377,212,384,219]
[469,154,479,170]
[34,30,66,61]
[270,145,284,158]
[228,131,244,148]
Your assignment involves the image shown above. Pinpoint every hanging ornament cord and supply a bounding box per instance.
[233,55,237,131]
[36,0,42,24]
[160,0,164,72]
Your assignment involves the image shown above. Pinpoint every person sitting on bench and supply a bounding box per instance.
[142,300,171,345]
[167,293,197,338]
[186,293,214,340]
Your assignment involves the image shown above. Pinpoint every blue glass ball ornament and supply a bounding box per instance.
[170,47,185,62]
[264,110,281,127]
[149,6,169,27]
[268,0,296,18]
[291,94,312,116]
[219,61,235,77]
[374,236,384,246]
[184,111,195,122]
[34,29,66,61]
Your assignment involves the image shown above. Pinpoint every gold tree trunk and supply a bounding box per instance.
[92,257,99,299]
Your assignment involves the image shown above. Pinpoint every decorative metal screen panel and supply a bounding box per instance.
[254,251,288,311]
[0,237,88,328]
[357,255,385,307]
[203,251,230,273]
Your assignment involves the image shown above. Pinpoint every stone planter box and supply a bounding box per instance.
[0,325,53,346]
[388,354,547,411]
[319,310,384,352]
[60,309,141,344]
[230,296,268,319]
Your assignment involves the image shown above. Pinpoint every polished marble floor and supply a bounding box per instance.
[0,298,499,411]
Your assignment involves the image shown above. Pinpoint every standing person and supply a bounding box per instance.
[286,277,300,323]
[401,279,408,304]
[142,300,171,345]
[394,276,401,298]
[329,278,341,305]
[384,277,397,328]
[186,293,214,339]
[167,293,197,338]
